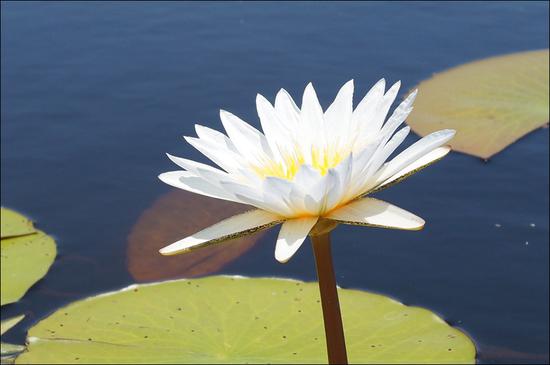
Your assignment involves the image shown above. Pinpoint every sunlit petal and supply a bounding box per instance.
[369,146,451,194]
[159,210,284,255]
[275,217,318,263]
[325,197,425,230]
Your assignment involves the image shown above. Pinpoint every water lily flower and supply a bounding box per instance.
[159,79,454,263]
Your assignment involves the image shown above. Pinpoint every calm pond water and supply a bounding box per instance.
[1,2,549,363]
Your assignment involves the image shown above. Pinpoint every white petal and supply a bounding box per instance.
[351,79,386,150]
[375,129,456,184]
[369,146,451,194]
[194,124,239,154]
[159,209,284,255]
[370,80,401,133]
[353,126,411,196]
[325,197,425,230]
[219,110,273,163]
[264,176,293,197]
[301,82,324,124]
[275,217,318,263]
[343,141,382,202]
[256,94,291,158]
[219,180,293,216]
[303,173,335,214]
[275,88,301,128]
[324,80,354,142]
[378,89,417,143]
[158,171,238,202]
[325,80,354,118]
[326,153,353,210]
[184,136,242,173]
[166,153,228,177]
[166,153,248,190]
[292,163,322,189]
[353,79,386,123]
[366,126,411,177]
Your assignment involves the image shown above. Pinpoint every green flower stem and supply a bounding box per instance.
[311,232,348,364]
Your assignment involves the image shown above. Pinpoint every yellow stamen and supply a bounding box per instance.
[252,147,345,180]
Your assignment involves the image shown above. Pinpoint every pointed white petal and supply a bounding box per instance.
[370,80,401,132]
[325,197,425,230]
[351,79,386,150]
[354,126,410,196]
[343,141,383,202]
[194,124,238,154]
[275,88,301,128]
[325,80,354,125]
[375,129,456,184]
[379,89,417,143]
[166,153,228,176]
[256,94,291,158]
[219,110,273,162]
[353,78,386,122]
[275,217,318,263]
[159,210,284,255]
[219,180,293,216]
[300,83,325,152]
[366,126,411,176]
[184,136,242,173]
[158,171,238,202]
[324,80,354,149]
[301,82,324,124]
[369,146,451,194]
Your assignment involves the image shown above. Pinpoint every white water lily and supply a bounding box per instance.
[159,79,454,263]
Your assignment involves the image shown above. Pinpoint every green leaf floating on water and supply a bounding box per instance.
[407,49,549,159]
[0,208,36,239]
[1,315,26,357]
[17,276,475,364]
[1,209,57,306]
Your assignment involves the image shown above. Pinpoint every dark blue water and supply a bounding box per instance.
[1,2,548,363]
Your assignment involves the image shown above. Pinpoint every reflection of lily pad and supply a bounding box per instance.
[1,315,26,357]
[17,276,475,364]
[1,231,57,306]
[1,208,35,239]
[407,49,549,159]
[127,190,264,282]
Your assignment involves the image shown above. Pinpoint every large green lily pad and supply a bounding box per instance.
[407,49,549,159]
[17,276,475,364]
[1,231,57,306]
[0,208,36,239]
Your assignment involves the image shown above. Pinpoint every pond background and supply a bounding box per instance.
[1,1,548,364]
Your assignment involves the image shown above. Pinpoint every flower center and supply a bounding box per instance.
[252,147,345,180]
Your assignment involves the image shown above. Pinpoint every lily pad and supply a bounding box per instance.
[407,49,549,159]
[1,231,57,306]
[0,208,35,239]
[127,190,263,282]
[17,276,475,364]
[1,315,26,357]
